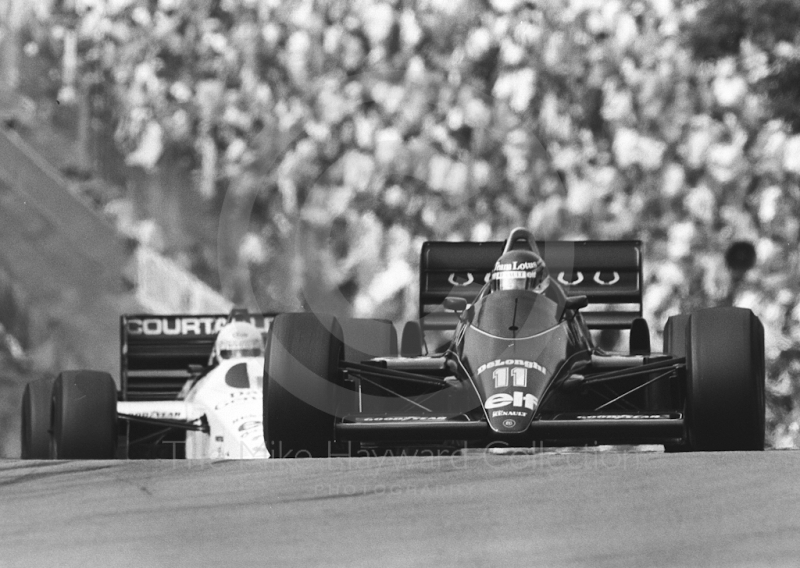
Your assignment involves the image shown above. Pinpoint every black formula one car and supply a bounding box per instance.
[20,228,765,460]
[264,227,765,457]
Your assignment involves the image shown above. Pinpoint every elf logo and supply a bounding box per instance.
[485,392,539,411]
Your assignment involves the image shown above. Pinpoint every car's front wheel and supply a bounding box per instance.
[685,307,765,451]
[264,314,345,458]
[264,314,397,458]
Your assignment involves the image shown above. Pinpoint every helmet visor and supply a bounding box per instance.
[492,270,531,291]
[219,347,264,359]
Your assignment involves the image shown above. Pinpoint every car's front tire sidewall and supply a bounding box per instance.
[686,308,765,451]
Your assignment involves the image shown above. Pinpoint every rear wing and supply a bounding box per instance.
[120,313,274,401]
[419,240,642,331]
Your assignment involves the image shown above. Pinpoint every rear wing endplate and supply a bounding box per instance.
[419,240,642,331]
[120,313,274,401]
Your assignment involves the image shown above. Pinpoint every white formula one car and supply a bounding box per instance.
[21,310,273,459]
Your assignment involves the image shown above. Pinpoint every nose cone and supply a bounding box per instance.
[485,389,539,433]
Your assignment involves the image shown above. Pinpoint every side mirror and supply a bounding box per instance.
[565,295,589,311]
[443,296,468,313]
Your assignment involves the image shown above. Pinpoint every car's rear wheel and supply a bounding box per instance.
[50,371,118,459]
[661,314,691,452]
[400,321,424,357]
[338,318,398,362]
[663,314,690,358]
[21,377,56,459]
[340,318,399,417]
[685,307,765,451]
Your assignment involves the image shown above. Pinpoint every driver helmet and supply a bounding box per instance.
[213,321,264,363]
[490,249,549,292]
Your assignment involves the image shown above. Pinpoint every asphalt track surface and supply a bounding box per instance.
[1,449,799,568]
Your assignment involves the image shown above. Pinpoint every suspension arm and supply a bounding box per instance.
[341,361,450,389]
[575,357,686,387]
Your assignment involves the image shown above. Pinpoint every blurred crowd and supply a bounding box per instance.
[6,0,800,447]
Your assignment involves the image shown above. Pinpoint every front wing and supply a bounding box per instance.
[336,356,687,447]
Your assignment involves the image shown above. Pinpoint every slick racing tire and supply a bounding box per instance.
[685,308,765,451]
[662,314,691,452]
[400,321,424,357]
[51,371,118,459]
[338,318,398,418]
[338,318,398,362]
[663,314,690,358]
[21,376,56,459]
[264,314,345,458]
